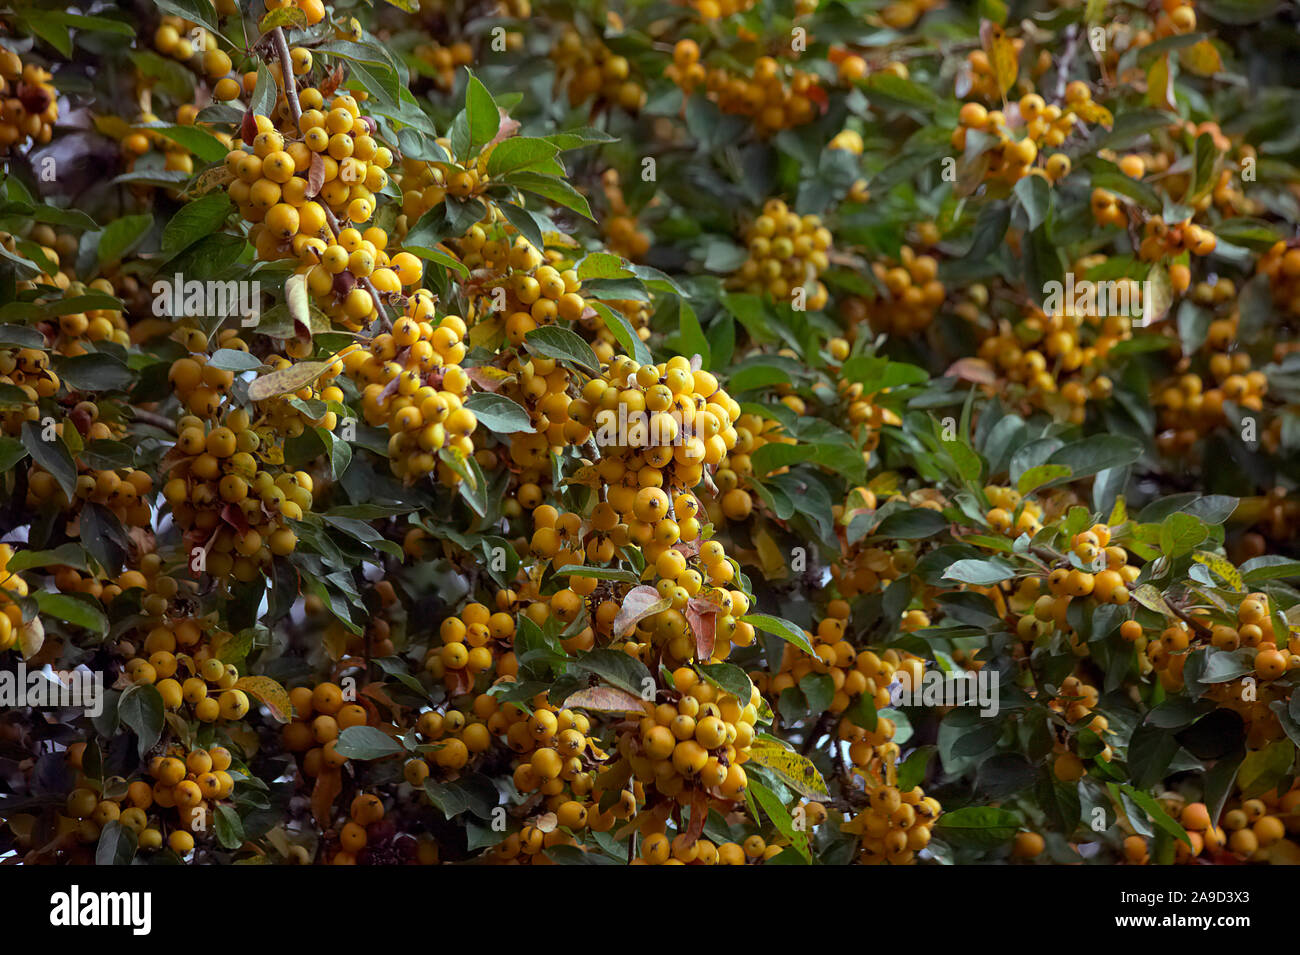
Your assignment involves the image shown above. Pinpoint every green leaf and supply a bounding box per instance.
[97,214,153,268]
[162,193,232,255]
[695,662,754,705]
[875,508,950,539]
[0,324,45,348]
[742,614,815,656]
[140,122,230,164]
[35,592,108,636]
[53,353,134,391]
[4,542,88,574]
[570,649,652,699]
[1048,435,1143,479]
[464,70,500,154]
[463,393,535,433]
[934,806,1020,847]
[942,558,1018,586]
[509,172,594,219]
[1118,784,1191,847]
[523,325,600,375]
[1017,463,1071,496]
[22,420,78,502]
[1159,511,1208,558]
[207,348,264,372]
[118,685,165,758]
[0,437,28,471]
[1013,174,1052,231]
[94,821,137,866]
[749,779,811,862]
[334,726,405,760]
[214,804,246,850]
[588,302,653,366]
[486,137,561,178]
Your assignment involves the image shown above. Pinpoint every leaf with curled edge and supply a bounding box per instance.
[1192,551,1243,592]
[945,357,997,385]
[746,736,830,798]
[234,675,292,723]
[613,585,670,637]
[683,787,709,846]
[686,595,724,660]
[561,686,647,713]
[246,360,329,402]
[311,766,342,830]
[465,366,515,392]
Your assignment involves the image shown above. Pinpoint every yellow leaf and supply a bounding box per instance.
[188,164,235,198]
[1132,583,1176,618]
[1108,494,1127,526]
[92,114,131,140]
[19,617,44,660]
[1181,39,1222,77]
[1146,55,1175,110]
[1073,99,1114,131]
[983,23,1019,97]
[543,231,581,249]
[468,312,504,350]
[284,272,310,337]
[867,471,901,495]
[234,675,293,723]
[1140,263,1173,325]
[753,524,789,581]
[246,360,330,402]
[1192,551,1243,592]
[747,736,830,798]
[258,6,308,33]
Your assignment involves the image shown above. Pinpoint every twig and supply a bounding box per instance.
[130,408,178,435]
[1054,24,1080,104]
[1168,599,1214,639]
[268,26,393,331]
[322,205,395,330]
[271,27,302,129]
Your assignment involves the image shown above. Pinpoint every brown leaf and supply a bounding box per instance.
[308,152,326,198]
[613,585,671,637]
[320,64,344,98]
[311,767,342,830]
[240,109,257,145]
[562,685,648,713]
[683,787,709,845]
[945,357,997,384]
[360,683,403,723]
[686,596,722,661]
[486,110,521,149]
[220,502,250,536]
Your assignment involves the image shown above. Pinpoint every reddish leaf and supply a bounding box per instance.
[307,152,326,198]
[683,787,709,845]
[613,585,671,637]
[686,596,723,661]
[311,767,342,830]
[945,357,997,385]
